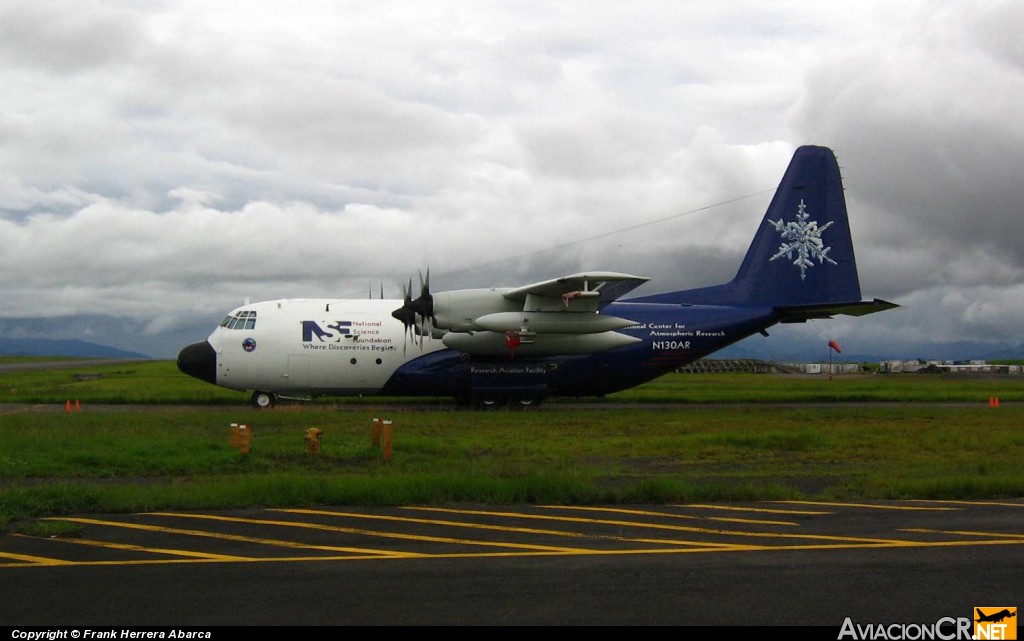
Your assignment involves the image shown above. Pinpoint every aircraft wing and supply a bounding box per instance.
[430,271,650,356]
[502,272,650,311]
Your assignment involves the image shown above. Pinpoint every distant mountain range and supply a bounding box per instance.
[0,338,150,360]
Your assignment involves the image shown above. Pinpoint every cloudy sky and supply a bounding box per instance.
[2,0,1022,360]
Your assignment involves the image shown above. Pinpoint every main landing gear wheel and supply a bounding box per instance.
[476,397,506,410]
[251,391,275,409]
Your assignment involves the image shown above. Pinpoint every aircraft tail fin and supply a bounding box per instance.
[635,145,896,317]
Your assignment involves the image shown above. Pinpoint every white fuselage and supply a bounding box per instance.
[208,298,443,395]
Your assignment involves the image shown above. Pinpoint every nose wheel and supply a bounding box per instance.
[251,391,275,409]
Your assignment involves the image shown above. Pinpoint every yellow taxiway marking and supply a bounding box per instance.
[406,506,915,546]
[901,529,1024,539]
[146,512,594,554]
[32,536,253,561]
[277,508,742,550]
[770,500,958,511]
[280,507,599,538]
[679,504,833,516]
[4,535,1022,569]
[51,516,407,557]
[540,505,799,526]
[0,550,76,566]
[0,503,1013,569]
[906,500,1024,508]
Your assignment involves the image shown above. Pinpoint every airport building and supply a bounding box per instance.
[878,359,1021,374]
[678,359,1022,375]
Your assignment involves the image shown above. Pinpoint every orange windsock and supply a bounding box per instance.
[828,340,842,353]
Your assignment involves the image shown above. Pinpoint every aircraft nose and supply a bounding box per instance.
[177,341,217,384]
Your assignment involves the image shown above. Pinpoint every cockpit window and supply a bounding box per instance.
[220,310,257,330]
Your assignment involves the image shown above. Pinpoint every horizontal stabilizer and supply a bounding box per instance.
[776,298,899,323]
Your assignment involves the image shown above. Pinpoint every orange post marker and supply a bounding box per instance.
[238,424,251,455]
[371,417,382,447]
[382,419,393,462]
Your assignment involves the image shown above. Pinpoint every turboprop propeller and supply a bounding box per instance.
[391,270,436,353]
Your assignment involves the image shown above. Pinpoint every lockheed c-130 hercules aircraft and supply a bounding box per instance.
[177,145,897,408]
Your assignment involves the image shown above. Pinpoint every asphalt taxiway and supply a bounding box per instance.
[0,500,1020,626]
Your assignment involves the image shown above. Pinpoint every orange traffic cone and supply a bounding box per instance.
[65,400,72,412]
[993,396,1000,407]
[75,399,81,411]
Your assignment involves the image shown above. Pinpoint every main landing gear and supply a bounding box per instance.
[461,391,543,410]
[251,391,276,409]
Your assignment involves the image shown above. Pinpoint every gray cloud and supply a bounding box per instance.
[1,0,1022,359]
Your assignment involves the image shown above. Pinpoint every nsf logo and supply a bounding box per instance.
[975,608,1017,640]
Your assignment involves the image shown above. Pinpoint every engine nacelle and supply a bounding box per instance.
[430,289,520,332]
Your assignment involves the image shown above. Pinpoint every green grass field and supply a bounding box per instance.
[1,359,1022,532]
[3,358,1024,405]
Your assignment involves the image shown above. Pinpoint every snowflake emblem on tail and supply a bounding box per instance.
[768,199,836,280]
